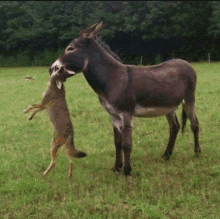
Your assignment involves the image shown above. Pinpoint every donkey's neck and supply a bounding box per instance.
[83,39,123,96]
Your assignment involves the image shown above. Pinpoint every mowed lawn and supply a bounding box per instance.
[0,62,220,218]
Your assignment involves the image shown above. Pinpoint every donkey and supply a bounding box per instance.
[50,22,200,176]
[23,67,86,177]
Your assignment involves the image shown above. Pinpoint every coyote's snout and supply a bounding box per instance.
[23,68,86,177]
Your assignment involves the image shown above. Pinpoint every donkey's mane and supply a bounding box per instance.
[96,37,122,63]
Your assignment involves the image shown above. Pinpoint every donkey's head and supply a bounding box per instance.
[50,22,103,78]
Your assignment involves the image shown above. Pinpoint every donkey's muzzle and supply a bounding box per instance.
[50,59,76,79]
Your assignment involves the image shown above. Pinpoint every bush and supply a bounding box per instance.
[31,49,63,66]
[16,54,31,67]
[0,49,63,67]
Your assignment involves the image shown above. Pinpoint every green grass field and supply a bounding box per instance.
[0,62,220,218]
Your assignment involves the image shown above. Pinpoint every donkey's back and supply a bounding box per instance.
[131,59,197,110]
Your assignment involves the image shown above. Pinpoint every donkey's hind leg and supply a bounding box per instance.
[120,112,133,176]
[182,102,201,156]
[43,135,62,176]
[162,111,180,160]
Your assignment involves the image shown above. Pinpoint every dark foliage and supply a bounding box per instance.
[0,1,219,65]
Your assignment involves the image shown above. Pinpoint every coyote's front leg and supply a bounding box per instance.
[23,104,45,120]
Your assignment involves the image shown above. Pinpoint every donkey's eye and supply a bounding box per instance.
[67,47,75,51]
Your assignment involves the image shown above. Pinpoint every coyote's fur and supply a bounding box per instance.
[23,69,86,177]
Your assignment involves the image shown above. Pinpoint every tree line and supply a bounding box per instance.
[0,1,220,66]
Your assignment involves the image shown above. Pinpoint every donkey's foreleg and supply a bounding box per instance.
[162,111,180,160]
[112,126,123,172]
[111,116,123,172]
[121,113,133,176]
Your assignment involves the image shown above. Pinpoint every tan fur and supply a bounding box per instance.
[23,72,86,177]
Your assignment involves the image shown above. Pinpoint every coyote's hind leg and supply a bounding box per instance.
[43,136,63,176]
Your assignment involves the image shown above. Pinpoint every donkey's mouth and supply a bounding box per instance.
[50,59,76,78]
[65,69,76,76]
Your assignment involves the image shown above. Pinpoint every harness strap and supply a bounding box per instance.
[127,65,133,88]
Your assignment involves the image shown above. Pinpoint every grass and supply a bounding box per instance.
[0,62,220,218]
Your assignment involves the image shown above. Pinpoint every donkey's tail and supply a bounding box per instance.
[182,107,187,133]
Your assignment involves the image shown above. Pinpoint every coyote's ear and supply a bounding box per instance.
[56,80,62,89]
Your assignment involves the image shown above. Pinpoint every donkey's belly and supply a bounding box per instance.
[134,105,177,118]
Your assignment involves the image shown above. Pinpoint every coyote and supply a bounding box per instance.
[23,68,86,177]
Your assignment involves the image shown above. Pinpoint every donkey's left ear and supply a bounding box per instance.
[90,21,103,37]
[80,22,101,36]
[56,80,63,89]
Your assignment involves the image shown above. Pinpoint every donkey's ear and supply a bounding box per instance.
[80,23,98,36]
[80,22,103,41]
[90,21,103,37]
[80,23,97,43]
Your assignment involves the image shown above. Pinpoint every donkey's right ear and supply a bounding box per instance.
[80,23,98,36]
[80,22,103,42]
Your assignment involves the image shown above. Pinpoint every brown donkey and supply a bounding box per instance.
[23,67,86,177]
[50,22,200,176]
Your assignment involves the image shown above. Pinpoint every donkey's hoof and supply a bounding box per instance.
[111,163,123,172]
[194,148,201,158]
[23,109,27,114]
[194,153,200,158]
[111,166,121,173]
[123,171,132,177]
[28,116,33,121]
[123,167,132,177]
[162,153,171,161]
[196,148,201,154]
